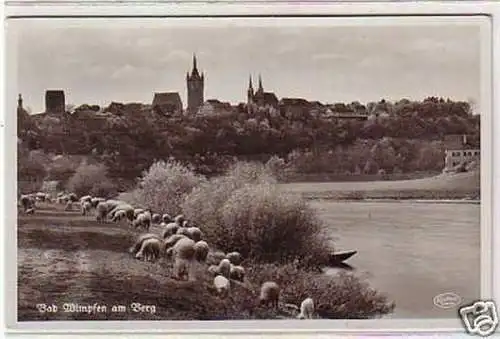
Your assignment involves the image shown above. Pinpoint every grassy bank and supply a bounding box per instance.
[280,171,480,201]
[18,204,394,321]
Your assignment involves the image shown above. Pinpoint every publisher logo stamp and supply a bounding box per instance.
[433,292,462,309]
[459,300,499,337]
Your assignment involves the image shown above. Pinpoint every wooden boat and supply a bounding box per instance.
[328,250,357,264]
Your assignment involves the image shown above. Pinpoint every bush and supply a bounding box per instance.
[129,160,205,215]
[183,161,332,266]
[66,162,117,198]
[246,262,395,319]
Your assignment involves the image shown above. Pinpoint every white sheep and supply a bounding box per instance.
[90,197,105,208]
[81,201,92,216]
[208,265,219,275]
[134,208,145,219]
[95,202,109,222]
[217,258,231,279]
[176,227,191,238]
[129,233,162,255]
[174,214,185,226]
[64,201,73,211]
[79,195,92,204]
[163,234,187,249]
[259,281,280,308]
[297,298,314,319]
[226,251,243,266]
[214,275,230,296]
[171,237,196,281]
[20,194,35,212]
[108,203,134,220]
[207,251,227,266]
[133,211,152,231]
[162,222,180,239]
[229,265,245,282]
[194,240,209,262]
[186,227,203,242]
[112,209,127,222]
[152,213,162,224]
[162,213,172,223]
[135,237,163,262]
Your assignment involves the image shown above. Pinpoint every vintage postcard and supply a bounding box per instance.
[3,6,494,336]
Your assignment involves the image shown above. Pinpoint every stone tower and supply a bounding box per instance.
[45,90,65,113]
[186,54,204,114]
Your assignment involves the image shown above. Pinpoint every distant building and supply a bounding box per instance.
[45,90,65,114]
[186,54,204,114]
[152,92,183,116]
[198,99,232,116]
[445,149,480,169]
[443,134,480,170]
[247,75,279,109]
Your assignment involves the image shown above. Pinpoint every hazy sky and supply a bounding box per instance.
[9,18,484,113]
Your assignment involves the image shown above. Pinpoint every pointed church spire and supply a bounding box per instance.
[193,53,198,71]
[18,93,23,110]
[258,74,263,91]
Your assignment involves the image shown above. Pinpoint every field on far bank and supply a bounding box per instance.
[280,171,480,200]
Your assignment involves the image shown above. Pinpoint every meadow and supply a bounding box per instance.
[281,170,480,200]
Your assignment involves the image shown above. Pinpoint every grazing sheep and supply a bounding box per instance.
[81,201,92,216]
[259,281,280,308]
[135,237,162,262]
[134,208,145,219]
[174,214,185,226]
[186,227,203,242]
[95,202,109,222]
[90,197,105,208]
[79,195,92,204]
[176,227,190,237]
[108,204,135,222]
[133,211,152,231]
[162,222,180,239]
[35,192,48,202]
[214,275,230,296]
[112,209,127,222]
[171,237,196,281]
[163,234,187,249]
[207,251,227,266]
[20,194,35,212]
[229,265,245,282]
[217,259,231,279]
[208,265,219,275]
[152,213,162,224]
[297,298,314,319]
[129,233,162,255]
[64,201,73,211]
[193,240,209,262]
[226,251,243,266]
[162,213,172,223]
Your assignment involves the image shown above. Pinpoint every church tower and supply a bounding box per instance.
[247,75,254,105]
[17,93,23,111]
[186,53,204,114]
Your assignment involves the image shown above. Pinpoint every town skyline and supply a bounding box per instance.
[10,18,482,113]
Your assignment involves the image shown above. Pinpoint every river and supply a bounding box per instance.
[310,200,480,319]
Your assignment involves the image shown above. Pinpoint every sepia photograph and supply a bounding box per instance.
[7,14,491,327]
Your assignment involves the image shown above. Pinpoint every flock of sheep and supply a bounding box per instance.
[19,191,316,319]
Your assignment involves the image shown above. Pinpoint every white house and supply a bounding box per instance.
[444,149,480,169]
